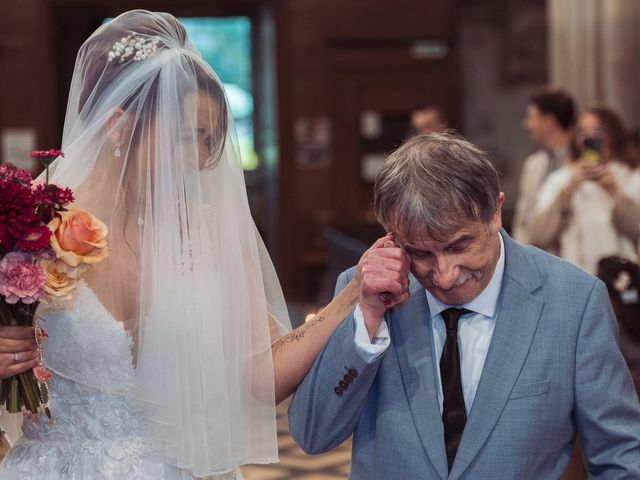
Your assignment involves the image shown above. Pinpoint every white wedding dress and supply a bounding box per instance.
[0,282,242,480]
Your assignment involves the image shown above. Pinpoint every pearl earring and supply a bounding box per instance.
[114,142,121,158]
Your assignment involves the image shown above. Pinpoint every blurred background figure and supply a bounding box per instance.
[409,105,448,136]
[527,106,640,274]
[513,88,575,244]
[598,256,640,375]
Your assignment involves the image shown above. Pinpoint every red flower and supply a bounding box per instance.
[29,150,64,159]
[33,183,74,208]
[33,183,74,224]
[16,225,52,253]
[0,164,33,186]
[30,149,63,168]
[0,180,39,252]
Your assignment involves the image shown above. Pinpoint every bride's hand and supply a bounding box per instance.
[0,326,39,379]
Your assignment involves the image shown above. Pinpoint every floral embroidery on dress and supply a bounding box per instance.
[0,284,154,479]
[0,283,244,480]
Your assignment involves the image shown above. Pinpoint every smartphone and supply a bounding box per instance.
[582,137,603,166]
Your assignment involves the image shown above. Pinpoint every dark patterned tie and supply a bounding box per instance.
[440,307,472,471]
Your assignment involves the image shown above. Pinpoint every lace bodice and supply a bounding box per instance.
[0,283,242,479]
[43,281,136,395]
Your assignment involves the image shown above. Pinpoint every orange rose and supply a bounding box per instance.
[48,209,109,268]
[42,260,78,300]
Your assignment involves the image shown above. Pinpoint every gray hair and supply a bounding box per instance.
[374,132,501,241]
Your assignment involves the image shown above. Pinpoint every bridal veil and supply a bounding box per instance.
[44,10,290,478]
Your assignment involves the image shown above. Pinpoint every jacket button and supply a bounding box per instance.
[343,374,353,383]
[334,386,343,396]
[347,368,358,378]
[339,380,348,389]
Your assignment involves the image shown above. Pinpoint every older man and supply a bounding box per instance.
[288,133,640,479]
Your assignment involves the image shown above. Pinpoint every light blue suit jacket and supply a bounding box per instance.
[289,232,640,479]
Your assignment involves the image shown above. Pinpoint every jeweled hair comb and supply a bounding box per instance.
[108,34,160,64]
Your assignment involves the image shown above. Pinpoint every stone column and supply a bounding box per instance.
[549,0,640,129]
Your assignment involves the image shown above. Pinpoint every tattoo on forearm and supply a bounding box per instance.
[272,315,326,353]
[272,330,305,353]
[305,315,325,329]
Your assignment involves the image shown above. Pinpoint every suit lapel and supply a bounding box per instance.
[391,278,449,480]
[449,233,544,479]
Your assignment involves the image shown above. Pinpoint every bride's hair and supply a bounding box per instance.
[76,11,228,169]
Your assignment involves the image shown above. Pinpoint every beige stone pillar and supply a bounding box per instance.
[549,0,640,129]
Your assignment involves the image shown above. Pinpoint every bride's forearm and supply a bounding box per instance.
[272,280,359,404]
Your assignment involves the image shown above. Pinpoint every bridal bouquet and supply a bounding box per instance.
[0,152,109,418]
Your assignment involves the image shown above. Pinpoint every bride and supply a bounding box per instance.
[0,10,403,479]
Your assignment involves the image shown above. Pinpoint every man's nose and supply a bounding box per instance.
[433,256,458,290]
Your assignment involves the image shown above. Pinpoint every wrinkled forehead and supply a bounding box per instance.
[393,217,486,249]
[385,201,486,243]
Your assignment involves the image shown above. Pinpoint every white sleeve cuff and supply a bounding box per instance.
[353,304,390,363]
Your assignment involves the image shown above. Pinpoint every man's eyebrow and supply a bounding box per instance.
[403,234,473,252]
[446,234,472,249]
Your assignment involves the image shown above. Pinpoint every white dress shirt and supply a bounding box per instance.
[353,233,506,415]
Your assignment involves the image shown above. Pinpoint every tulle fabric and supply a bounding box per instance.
[36,10,290,478]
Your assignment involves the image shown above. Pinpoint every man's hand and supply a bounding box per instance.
[0,326,39,380]
[355,233,411,340]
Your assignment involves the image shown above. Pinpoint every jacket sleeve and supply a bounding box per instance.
[512,154,541,244]
[574,280,640,478]
[527,191,569,250]
[612,195,640,243]
[287,269,386,454]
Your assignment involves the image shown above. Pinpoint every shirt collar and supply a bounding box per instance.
[426,232,505,319]
[545,145,568,171]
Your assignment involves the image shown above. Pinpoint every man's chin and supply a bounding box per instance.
[429,285,476,306]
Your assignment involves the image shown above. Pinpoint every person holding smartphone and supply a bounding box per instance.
[528,106,640,274]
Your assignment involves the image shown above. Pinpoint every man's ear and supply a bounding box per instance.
[106,107,126,144]
[492,192,505,232]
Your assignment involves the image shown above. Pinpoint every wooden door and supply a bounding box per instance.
[329,41,460,235]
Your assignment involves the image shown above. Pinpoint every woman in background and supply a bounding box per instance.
[528,106,640,274]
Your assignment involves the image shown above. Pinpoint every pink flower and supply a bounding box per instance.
[0,252,46,304]
[33,366,53,382]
